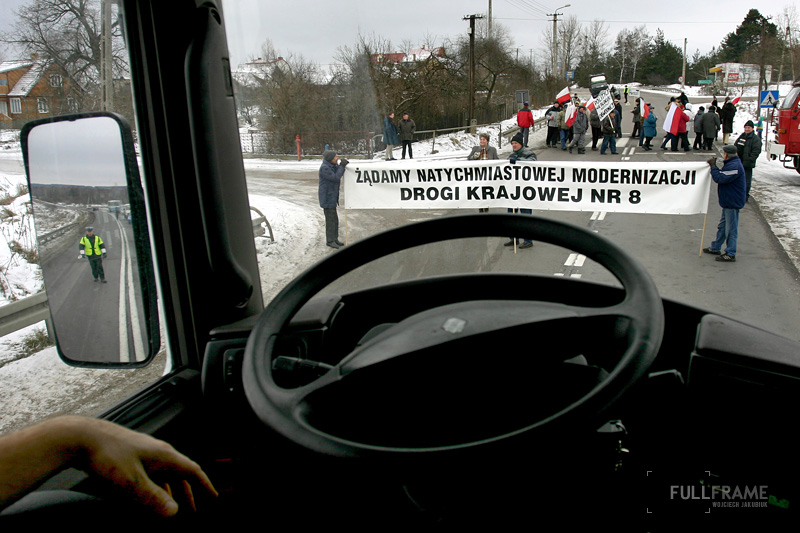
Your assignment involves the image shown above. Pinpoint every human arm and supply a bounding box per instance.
[0,416,217,516]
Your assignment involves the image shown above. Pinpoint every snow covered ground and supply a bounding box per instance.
[0,84,798,433]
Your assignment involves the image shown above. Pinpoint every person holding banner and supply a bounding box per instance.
[506,133,536,249]
[319,150,348,249]
[468,133,499,213]
[704,145,747,262]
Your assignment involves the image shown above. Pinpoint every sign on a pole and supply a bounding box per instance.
[760,90,779,108]
[515,90,530,104]
[594,89,615,121]
[565,70,574,80]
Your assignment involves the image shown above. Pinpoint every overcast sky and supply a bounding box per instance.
[220,0,792,71]
[0,1,792,74]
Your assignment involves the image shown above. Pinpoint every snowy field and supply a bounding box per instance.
[1,83,799,433]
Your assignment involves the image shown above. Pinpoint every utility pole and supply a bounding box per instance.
[101,0,114,111]
[488,0,492,40]
[758,15,771,118]
[464,14,484,127]
[547,5,570,79]
[681,38,687,91]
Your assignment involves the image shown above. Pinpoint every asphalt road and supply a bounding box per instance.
[40,207,148,363]
[243,89,800,342]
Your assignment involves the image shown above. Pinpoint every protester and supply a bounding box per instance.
[672,103,691,152]
[506,133,536,249]
[642,104,657,151]
[558,106,571,150]
[398,112,416,159]
[701,107,721,150]
[600,111,618,155]
[733,120,762,200]
[468,132,498,213]
[516,102,534,147]
[546,102,561,148]
[692,106,705,150]
[589,107,601,151]
[630,98,641,139]
[319,149,348,249]
[383,112,399,160]
[567,105,589,154]
[703,145,747,262]
[614,99,623,137]
[720,98,737,144]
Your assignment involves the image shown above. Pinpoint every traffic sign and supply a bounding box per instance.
[760,90,779,108]
[678,76,684,83]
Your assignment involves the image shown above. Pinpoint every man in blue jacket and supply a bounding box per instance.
[703,145,747,262]
[319,150,348,249]
[383,112,399,160]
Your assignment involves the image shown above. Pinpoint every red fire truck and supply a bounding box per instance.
[770,76,800,174]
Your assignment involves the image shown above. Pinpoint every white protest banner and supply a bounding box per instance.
[594,89,615,121]
[344,159,711,215]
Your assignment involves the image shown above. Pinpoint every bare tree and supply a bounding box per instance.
[4,0,125,100]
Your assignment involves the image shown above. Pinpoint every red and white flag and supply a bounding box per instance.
[565,103,577,127]
[585,97,596,111]
[640,98,649,120]
[662,103,680,135]
[556,86,571,105]
[731,95,741,105]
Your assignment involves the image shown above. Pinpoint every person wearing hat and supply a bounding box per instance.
[319,149,349,249]
[79,226,107,282]
[505,133,536,249]
[398,112,416,159]
[567,105,589,154]
[642,104,657,151]
[733,120,761,200]
[545,101,561,148]
[613,98,623,138]
[516,102,534,147]
[720,98,737,144]
[703,144,747,262]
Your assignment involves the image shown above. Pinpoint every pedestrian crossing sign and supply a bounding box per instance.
[760,91,779,108]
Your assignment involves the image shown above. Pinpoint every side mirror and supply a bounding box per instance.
[21,112,159,367]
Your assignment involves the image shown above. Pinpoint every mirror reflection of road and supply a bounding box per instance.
[42,208,146,363]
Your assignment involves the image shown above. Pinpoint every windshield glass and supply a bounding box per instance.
[221,1,800,343]
[779,87,800,109]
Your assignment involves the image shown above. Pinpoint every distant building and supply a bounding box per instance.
[371,46,446,65]
[711,63,773,87]
[0,56,80,128]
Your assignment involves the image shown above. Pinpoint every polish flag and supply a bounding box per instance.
[565,102,577,127]
[556,86,571,104]
[640,98,649,120]
[585,97,596,111]
[731,95,741,105]
[662,103,680,135]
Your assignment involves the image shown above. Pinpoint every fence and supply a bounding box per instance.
[241,130,374,157]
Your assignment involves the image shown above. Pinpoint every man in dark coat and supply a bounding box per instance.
[720,99,736,144]
[318,150,348,249]
[733,120,761,200]
[701,108,720,150]
[383,112,399,160]
[703,145,747,262]
[505,133,536,249]
[398,112,416,159]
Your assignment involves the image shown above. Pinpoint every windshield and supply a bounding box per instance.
[221,2,800,343]
[779,87,800,110]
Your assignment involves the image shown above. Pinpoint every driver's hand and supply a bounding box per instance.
[72,417,218,516]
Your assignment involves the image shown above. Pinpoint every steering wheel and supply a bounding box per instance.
[242,214,664,458]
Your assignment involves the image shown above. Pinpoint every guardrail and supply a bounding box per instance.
[0,291,52,339]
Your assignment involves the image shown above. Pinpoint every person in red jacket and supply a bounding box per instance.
[671,104,691,152]
[516,102,534,147]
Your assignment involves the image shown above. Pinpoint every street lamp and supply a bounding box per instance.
[547,4,570,79]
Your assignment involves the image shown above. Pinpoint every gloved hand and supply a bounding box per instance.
[509,157,518,164]
[79,254,84,259]
[339,158,350,168]
[706,157,716,167]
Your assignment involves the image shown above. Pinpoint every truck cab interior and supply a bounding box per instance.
[6,1,800,529]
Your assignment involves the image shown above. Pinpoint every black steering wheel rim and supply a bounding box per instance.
[243,214,664,457]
